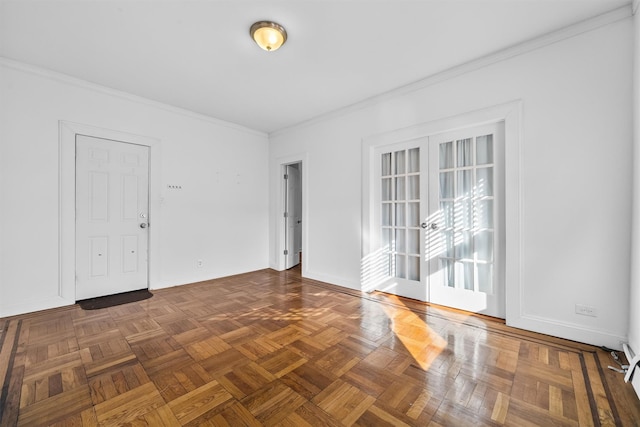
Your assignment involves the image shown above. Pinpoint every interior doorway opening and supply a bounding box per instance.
[283,162,303,270]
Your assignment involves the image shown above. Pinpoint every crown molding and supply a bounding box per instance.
[1,2,631,141]
[270,4,633,138]
[0,56,268,138]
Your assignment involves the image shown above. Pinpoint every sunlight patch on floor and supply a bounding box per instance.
[381,300,448,371]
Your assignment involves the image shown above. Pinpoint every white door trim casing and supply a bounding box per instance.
[59,121,161,303]
[362,101,523,323]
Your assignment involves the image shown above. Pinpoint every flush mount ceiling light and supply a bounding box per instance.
[250,21,287,51]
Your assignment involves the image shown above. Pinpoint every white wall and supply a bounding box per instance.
[629,3,640,353]
[0,60,270,317]
[269,17,633,347]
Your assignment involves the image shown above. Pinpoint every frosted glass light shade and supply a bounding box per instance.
[250,21,287,51]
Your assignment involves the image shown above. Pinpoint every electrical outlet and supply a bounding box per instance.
[197,259,203,268]
[575,304,597,317]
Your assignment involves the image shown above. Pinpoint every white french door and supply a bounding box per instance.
[426,124,505,317]
[375,122,505,318]
[377,141,428,301]
[75,135,150,300]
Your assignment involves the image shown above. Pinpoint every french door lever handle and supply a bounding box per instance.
[421,222,438,230]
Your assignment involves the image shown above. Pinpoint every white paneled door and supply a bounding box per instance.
[376,122,505,318]
[75,135,150,300]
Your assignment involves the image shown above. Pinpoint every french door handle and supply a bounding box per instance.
[421,222,438,230]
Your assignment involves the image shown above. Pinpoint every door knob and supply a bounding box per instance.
[140,223,147,229]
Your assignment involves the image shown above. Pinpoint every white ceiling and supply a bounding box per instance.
[0,0,631,133]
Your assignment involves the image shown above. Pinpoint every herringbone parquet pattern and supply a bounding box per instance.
[1,267,639,426]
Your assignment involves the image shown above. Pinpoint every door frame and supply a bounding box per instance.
[283,162,303,269]
[273,153,308,273]
[59,121,161,303]
[362,101,522,324]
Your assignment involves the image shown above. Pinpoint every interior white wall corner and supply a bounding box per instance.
[628,0,640,356]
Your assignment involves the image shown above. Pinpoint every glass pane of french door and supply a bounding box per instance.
[427,123,504,318]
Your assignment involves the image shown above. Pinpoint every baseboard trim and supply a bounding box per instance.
[509,313,626,350]
[0,296,73,319]
[304,271,361,291]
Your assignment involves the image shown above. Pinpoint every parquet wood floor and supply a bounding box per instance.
[1,267,640,426]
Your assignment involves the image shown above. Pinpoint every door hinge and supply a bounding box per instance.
[284,250,289,255]
[284,174,289,179]
[284,212,289,218]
